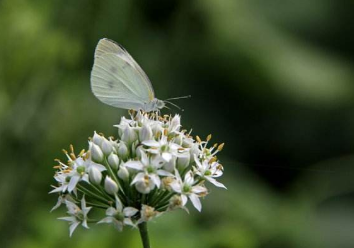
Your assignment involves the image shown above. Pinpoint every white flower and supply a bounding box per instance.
[50,173,71,194]
[168,195,189,213]
[58,197,92,236]
[193,155,226,189]
[137,205,161,224]
[98,196,138,231]
[67,156,106,193]
[114,116,133,138]
[126,151,173,191]
[104,176,119,195]
[170,170,207,212]
[133,174,156,194]
[50,194,76,212]
[168,114,181,134]
[52,112,226,235]
[142,135,180,162]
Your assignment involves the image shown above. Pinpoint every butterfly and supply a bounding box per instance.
[90,38,169,112]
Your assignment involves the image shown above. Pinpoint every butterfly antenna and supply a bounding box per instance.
[165,95,191,101]
[164,100,184,112]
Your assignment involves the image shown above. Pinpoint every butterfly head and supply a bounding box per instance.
[143,98,165,112]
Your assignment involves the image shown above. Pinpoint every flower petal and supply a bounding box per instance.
[189,194,202,212]
[125,161,144,171]
[69,221,80,237]
[142,140,160,147]
[68,175,80,193]
[206,177,227,189]
[123,207,139,217]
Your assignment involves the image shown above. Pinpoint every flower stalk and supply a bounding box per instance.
[138,222,150,248]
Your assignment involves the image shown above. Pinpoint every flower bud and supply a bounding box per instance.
[90,142,104,163]
[163,156,176,172]
[168,195,183,210]
[89,167,102,185]
[92,131,104,146]
[135,145,143,160]
[117,165,129,181]
[108,153,119,170]
[114,117,129,138]
[139,124,153,142]
[121,126,138,145]
[117,141,129,160]
[104,176,119,195]
[177,153,190,170]
[174,135,183,146]
[101,137,113,156]
[130,140,139,158]
[140,205,159,222]
[182,137,194,148]
[189,144,200,161]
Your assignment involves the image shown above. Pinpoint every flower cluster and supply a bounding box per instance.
[50,111,226,236]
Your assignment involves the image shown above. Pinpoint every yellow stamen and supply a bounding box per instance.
[196,136,202,143]
[213,143,218,148]
[207,134,212,141]
[70,153,76,160]
[70,144,74,153]
[209,157,217,164]
[62,149,68,154]
[164,129,168,136]
[53,165,61,169]
[85,150,91,160]
[217,143,225,151]
[78,149,85,157]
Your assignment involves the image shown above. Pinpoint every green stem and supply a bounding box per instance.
[138,222,151,248]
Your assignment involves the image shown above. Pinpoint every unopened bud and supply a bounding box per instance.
[121,126,138,145]
[117,165,129,181]
[92,131,104,146]
[89,167,102,185]
[117,141,129,160]
[104,176,119,195]
[139,124,153,142]
[163,156,176,172]
[177,153,190,170]
[90,142,104,163]
[108,153,120,170]
[101,138,113,156]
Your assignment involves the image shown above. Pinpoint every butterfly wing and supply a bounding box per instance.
[91,39,155,107]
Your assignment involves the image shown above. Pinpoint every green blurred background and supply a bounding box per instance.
[1,0,354,247]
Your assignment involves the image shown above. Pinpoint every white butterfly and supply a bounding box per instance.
[90,38,166,112]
